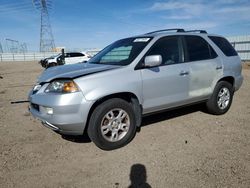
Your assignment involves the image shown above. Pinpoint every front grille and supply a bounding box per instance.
[31,103,39,112]
[40,60,47,68]
[32,90,38,95]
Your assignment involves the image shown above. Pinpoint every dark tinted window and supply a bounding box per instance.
[76,53,85,57]
[185,36,216,62]
[65,53,72,58]
[67,53,84,57]
[146,36,181,65]
[209,36,237,56]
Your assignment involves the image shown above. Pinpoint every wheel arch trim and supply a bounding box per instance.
[85,92,142,133]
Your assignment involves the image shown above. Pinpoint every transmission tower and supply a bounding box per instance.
[20,43,28,53]
[0,42,3,53]
[33,0,55,52]
[5,39,19,53]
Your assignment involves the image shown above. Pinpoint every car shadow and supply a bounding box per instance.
[141,103,205,128]
[61,131,91,143]
[61,103,205,143]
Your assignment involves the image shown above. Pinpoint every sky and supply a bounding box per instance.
[0,0,250,51]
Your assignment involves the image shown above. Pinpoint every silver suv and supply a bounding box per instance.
[29,29,243,150]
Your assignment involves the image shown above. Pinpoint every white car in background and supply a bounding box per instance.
[39,52,91,68]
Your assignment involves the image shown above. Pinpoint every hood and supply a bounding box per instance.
[42,54,60,61]
[38,63,121,83]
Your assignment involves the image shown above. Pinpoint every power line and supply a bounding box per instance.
[0,1,35,14]
[0,2,33,10]
[0,1,31,7]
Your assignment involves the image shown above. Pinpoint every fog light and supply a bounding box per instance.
[45,107,53,115]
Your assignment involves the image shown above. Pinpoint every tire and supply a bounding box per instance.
[206,81,234,115]
[87,98,137,150]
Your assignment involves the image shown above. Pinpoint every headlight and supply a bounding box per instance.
[45,80,79,93]
[33,83,41,92]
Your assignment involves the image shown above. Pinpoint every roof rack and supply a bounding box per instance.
[186,30,207,34]
[145,28,185,35]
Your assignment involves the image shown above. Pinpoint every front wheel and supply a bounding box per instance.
[206,81,234,115]
[87,98,137,150]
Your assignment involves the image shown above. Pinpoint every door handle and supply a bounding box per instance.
[216,66,222,70]
[179,71,189,76]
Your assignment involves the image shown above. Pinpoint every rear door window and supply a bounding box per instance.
[208,36,238,56]
[184,36,217,62]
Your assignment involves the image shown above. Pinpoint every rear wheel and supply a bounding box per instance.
[87,98,137,150]
[206,81,234,115]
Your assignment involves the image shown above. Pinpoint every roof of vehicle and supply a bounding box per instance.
[134,28,223,38]
[66,52,85,54]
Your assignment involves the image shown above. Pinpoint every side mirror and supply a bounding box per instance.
[144,55,162,67]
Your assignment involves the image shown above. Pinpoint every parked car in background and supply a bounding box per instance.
[29,29,243,150]
[39,52,91,68]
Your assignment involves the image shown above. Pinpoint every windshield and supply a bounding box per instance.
[88,37,152,66]
[48,54,61,59]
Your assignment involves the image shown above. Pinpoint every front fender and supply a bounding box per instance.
[74,67,143,105]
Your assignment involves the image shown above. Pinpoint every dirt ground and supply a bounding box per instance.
[242,61,250,70]
[0,61,250,188]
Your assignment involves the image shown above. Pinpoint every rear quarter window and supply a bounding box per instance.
[208,36,238,56]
